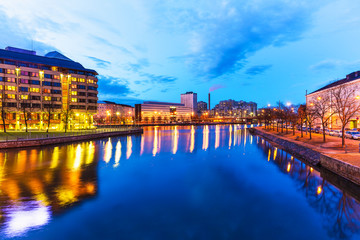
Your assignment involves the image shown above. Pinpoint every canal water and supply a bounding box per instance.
[0,125,360,240]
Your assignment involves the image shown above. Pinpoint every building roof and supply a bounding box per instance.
[310,71,360,94]
[98,100,133,108]
[0,47,97,75]
[143,101,185,106]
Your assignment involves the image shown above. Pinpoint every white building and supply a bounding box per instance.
[180,92,197,114]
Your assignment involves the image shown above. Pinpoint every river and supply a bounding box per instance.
[0,125,359,240]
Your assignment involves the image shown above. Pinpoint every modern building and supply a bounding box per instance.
[94,101,134,124]
[135,101,193,123]
[0,46,98,131]
[197,101,208,114]
[212,99,257,117]
[306,70,360,129]
[180,91,197,114]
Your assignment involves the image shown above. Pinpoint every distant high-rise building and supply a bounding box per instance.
[180,91,197,114]
[197,101,207,114]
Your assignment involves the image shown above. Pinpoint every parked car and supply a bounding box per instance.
[345,131,360,139]
[325,129,334,135]
[331,130,343,137]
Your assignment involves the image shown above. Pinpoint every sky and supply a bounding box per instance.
[0,0,360,107]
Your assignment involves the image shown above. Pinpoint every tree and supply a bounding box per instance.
[331,84,360,147]
[287,106,299,136]
[45,102,54,133]
[20,94,32,133]
[305,106,317,140]
[312,94,335,142]
[61,108,73,133]
[298,105,307,137]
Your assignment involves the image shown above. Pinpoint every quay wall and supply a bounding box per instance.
[0,128,143,150]
[249,127,360,185]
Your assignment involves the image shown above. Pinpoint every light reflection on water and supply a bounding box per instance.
[0,125,359,239]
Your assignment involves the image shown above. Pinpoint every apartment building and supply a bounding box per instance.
[0,46,98,131]
[94,101,134,124]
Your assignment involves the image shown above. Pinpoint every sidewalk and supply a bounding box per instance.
[258,126,360,168]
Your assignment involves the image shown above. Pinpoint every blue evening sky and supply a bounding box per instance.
[0,0,359,107]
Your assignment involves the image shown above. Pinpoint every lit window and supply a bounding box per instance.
[72,98,78,102]
[21,95,29,100]
[78,78,85,82]
[30,88,40,93]
[5,86,16,91]
[71,77,77,82]
[44,96,51,101]
[71,91,77,96]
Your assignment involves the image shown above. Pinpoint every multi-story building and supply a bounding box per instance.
[94,101,134,124]
[135,101,192,123]
[307,71,360,129]
[180,92,197,114]
[197,101,208,114]
[0,46,98,131]
[212,99,257,117]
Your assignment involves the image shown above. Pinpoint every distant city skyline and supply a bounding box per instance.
[0,0,360,107]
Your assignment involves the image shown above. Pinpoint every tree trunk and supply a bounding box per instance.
[1,109,6,133]
[293,125,295,135]
[322,122,326,142]
[342,125,345,147]
[309,123,312,140]
[300,120,303,138]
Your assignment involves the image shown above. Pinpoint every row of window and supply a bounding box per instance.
[0,60,96,76]
[70,84,97,91]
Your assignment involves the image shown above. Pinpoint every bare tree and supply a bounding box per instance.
[331,84,360,147]
[20,94,32,133]
[306,106,317,140]
[298,105,307,137]
[312,94,335,142]
[61,107,73,133]
[287,106,299,136]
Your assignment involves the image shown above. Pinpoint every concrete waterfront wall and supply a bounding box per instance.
[320,155,360,186]
[0,128,143,150]
[249,128,321,166]
[249,127,360,185]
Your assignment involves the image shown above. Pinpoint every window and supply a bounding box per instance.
[21,71,29,76]
[43,89,51,94]
[78,92,86,96]
[6,94,15,99]
[78,71,84,75]
[32,103,41,108]
[31,96,41,101]
[42,66,51,70]
[71,98,78,102]
[20,79,29,84]
[78,78,85,82]
[28,64,38,68]
[71,91,77,96]
[0,77,3,82]
[53,75,60,80]
[29,80,40,85]
[88,86,97,91]
[88,93,97,97]
[6,69,15,74]
[44,96,51,101]
[19,63,27,67]
[44,74,52,79]
[51,67,58,71]
[20,87,28,92]
[88,79,94,84]
[31,72,39,77]
[29,88,40,93]
[77,85,86,89]
[71,84,77,89]
[51,89,61,94]
[78,98,86,103]
[52,82,61,87]
[4,60,15,65]
[20,95,29,100]
[5,86,16,91]
[88,99,97,103]
[6,78,16,83]
[69,70,76,74]
[71,77,77,82]
[43,81,52,86]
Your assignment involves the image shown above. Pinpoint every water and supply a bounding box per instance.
[0,125,360,240]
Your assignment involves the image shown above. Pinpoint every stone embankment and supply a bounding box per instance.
[249,127,360,185]
[0,128,143,150]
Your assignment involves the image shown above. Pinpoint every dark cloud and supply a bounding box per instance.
[245,65,272,76]
[87,56,111,69]
[97,75,133,96]
[141,73,177,84]
[164,1,323,78]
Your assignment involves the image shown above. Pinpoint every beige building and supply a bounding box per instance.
[0,46,98,131]
[94,101,134,124]
[306,71,360,129]
[135,101,193,123]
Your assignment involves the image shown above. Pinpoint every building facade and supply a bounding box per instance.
[0,46,98,131]
[306,71,360,129]
[135,101,193,123]
[94,101,134,124]
[180,92,197,114]
[212,99,257,117]
[197,101,208,114]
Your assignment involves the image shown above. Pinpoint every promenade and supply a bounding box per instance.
[257,127,360,168]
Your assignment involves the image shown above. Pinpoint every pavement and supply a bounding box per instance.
[258,126,360,168]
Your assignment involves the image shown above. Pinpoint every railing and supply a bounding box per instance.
[0,125,141,142]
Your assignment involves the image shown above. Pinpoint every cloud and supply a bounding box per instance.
[310,59,360,71]
[126,58,150,72]
[87,56,111,69]
[162,0,323,78]
[245,65,272,76]
[141,73,177,84]
[97,75,133,96]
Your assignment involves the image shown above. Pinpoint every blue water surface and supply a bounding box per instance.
[0,125,359,240]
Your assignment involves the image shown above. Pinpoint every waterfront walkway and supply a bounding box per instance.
[258,127,360,168]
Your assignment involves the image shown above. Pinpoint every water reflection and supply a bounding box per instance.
[257,138,360,239]
[0,142,98,237]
